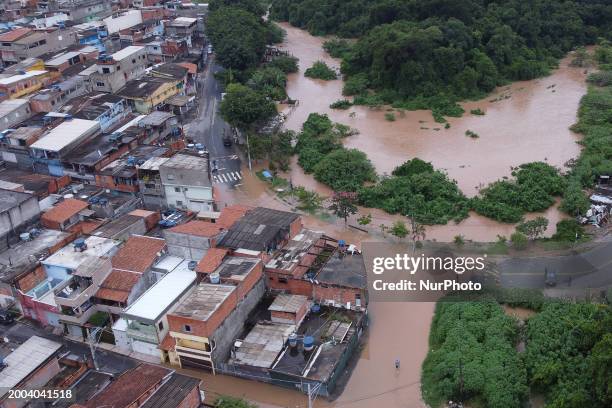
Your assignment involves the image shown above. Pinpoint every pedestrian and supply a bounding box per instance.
[395,358,400,369]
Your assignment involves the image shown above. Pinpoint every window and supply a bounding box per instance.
[176,200,183,206]
[132,59,136,63]
[183,324,191,333]
[167,174,175,180]
[96,82,105,87]
[158,321,164,330]
[278,277,288,284]
[174,187,180,192]
[102,67,110,74]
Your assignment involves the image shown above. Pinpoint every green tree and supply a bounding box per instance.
[215,395,258,408]
[390,220,409,241]
[304,60,337,80]
[516,217,549,240]
[219,83,276,130]
[329,192,358,224]
[207,6,270,71]
[313,148,376,191]
[510,232,528,250]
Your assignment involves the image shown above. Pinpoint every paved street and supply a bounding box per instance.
[498,236,612,290]
[185,57,243,188]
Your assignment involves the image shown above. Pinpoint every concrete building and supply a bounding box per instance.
[118,76,182,114]
[218,207,303,257]
[40,198,89,231]
[68,92,131,132]
[137,110,180,144]
[103,9,143,35]
[43,45,99,74]
[0,98,31,131]
[0,70,51,100]
[29,76,89,113]
[89,45,147,93]
[94,235,166,314]
[137,156,170,209]
[0,336,62,408]
[20,236,119,327]
[265,232,367,309]
[0,27,78,65]
[0,188,41,250]
[161,256,264,373]
[53,256,112,338]
[30,118,100,176]
[163,221,226,261]
[50,0,113,24]
[0,126,44,168]
[0,228,73,309]
[159,153,213,213]
[164,17,197,47]
[113,260,196,357]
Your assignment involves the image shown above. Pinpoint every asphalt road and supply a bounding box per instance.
[498,237,612,290]
[185,57,243,189]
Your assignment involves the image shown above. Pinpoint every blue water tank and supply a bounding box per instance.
[303,336,314,351]
[73,238,86,248]
[99,198,108,206]
[338,239,346,247]
[127,156,136,166]
[311,304,321,313]
[89,196,99,204]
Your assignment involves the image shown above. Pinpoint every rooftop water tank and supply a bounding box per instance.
[20,232,31,242]
[288,333,298,348]
[209,272,220,284]
[303,336,314,351]
[310,304,321,314]
[64,193,74,199]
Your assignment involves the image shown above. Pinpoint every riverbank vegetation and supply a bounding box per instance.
[422,291,612,408]
[271,0,612,117]
[304,61,337,80]
[472,162,566,223]
[295,114,375,191]
[561,41,612,215]
[358,158,470,225]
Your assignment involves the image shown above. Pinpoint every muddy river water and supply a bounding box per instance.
[208,23,589,407]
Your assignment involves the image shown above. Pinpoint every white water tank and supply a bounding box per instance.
[209,272,220,284]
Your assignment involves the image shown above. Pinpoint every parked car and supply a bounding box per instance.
[0,310,14,325]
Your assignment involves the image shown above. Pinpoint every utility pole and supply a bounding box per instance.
[246,131,252,171]
[87,327,102,371]
[307,384,313,408]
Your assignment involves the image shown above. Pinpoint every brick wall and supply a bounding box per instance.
[176,383,202,408]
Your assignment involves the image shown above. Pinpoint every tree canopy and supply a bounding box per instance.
[271,0,612,112]
[219,83,277,129]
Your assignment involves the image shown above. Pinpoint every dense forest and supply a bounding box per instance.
[271,0,612,112]
[422,293,612,408]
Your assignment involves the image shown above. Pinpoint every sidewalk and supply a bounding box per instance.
[65,333,160,365]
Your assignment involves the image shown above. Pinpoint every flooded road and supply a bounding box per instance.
[207,23,587,407]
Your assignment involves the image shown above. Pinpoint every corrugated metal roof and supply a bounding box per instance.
[30,118,99,152]
[0,336,62,397]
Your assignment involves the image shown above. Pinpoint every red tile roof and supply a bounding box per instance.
[177,62,197,74]
[217,204,252,228]
[96,269,141,303]
[111,235,166,273]
[83,364,171,408]
[196,248,228,274]
[42,198,88,224]
[168,220,227,237]
[0,28,32,42]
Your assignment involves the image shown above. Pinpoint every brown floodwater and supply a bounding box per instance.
[207,23,587,407]
[274,22,586,241]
